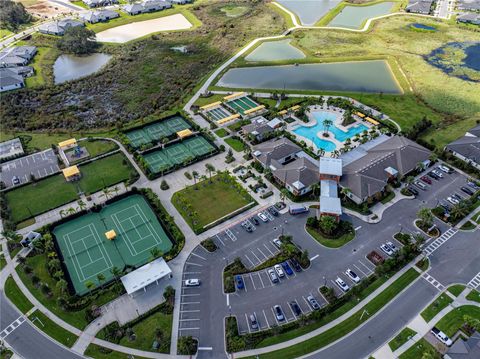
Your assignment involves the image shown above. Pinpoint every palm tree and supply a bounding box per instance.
[56,279,68,295]
[323,119,333,136]
[84,280,95,299]
[97,273,106,289]
[113,186,120,196]
[319,216,338,235]
[59,209,66,218]
[429,153,438,163]
[192,171,199,187]
[77,200,87,211]
[280,188,289,202]
[417,207,433,228]
[405,176,415,186]
[205,163,215,182]
[67,207,76,215]
[450,202,469,221]
[150,247,162,260]
[101,187,113,200]
[317,148,325,157]
[417,161,426,172]
[311,183,320,196]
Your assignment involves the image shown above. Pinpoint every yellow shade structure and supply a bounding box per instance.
[177,129,193,139]
[223,92,245,101]
[289,105,300,112]
[58,138,77,148]
[62,165,80,180]
[277,110,287,116]
[105,230,117,241]
[365,117,380,126]
[244,105,265,115]
[200,101,222,110]
[217,114,240,125]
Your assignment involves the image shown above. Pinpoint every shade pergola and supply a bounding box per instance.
[120,257,172,296]
[62,165,80,180]
[177,129,193,139]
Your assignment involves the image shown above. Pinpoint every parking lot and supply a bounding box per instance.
[0,149,60,188]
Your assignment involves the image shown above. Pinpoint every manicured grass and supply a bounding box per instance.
[420,293,453,322]
[381,190,395,204]
[193,94,225,107]
[25,46,59,88]
[435,305,480,337]
[399,338,439,359]
[0,348,13,359]
[388,327,417,351]
[80,139,118,158]
[172,174,255,232]
[214,128,229,138]
[448,285,466,297]
[224,137,245,152]
[466,289,480,303]
[118,311,172,353]
[84,343,150,359]
[30,310,78,347]
[306,226,355,248]
[460,220,476,230]
[0,29,13,38]
[4,275,34,314]
[0,254,7,270]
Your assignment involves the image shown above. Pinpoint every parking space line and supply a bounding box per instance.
[353,264,367,277]
[179,318,200,321]
[245,313,251,334]
[250,251,262,264]
[190,252,206,261]
[287,302,296,318]
[262,310,270,329]
[249,274,256,290]
[257,272,265,289]
[181,293,200,297]
[243,254,254,267]
[215,234,225,246]
[181,302,200,305]
[302,296,310,308]
[271,307,280,325]
[358,260,374,274]
[183,271,201,275]
[257,248,268,260]
[179,327,200,331]
[179,310,200,313]
[263,243,274,256]
[185,262,203,267]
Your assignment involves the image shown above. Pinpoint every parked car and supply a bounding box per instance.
[289,258,302,272]
[185,279,200,287]
[274,305,285,321]
[289,301,302,316]
[380,244,394,256]
[281,261,293,276]
[447,196,459,205]
[235,275,244,290]
[272,238,282,248]
[12,176,20,185]
[258,212,268,222]
[415,181,427,190]
[268,269,279,283]
[307,295,320,310]
[250,217,260,226]
[428,171,440,180]
[432,169,444,178]
[438,165,452,174]
[345,269,361,283]
[386,241,399,253]
[467,181,479,190]
[408,187,419,196]
[274,264,285,278]
[431,327,453,346]
[421,176,432,185]
[440,201,452,212]
[460,186,474,196]
[335,277,350,292]
[268,206,279,216]
[249,314,258,330]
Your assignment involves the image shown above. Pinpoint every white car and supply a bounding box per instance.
[447,196,459,205]
[345,269,361,283]
[415,181,427,190]
[268,269,279,283]
[380,244,394,256]
[335,277,350,292]
[185,279,200,287]
[431,327,453,346]
[386,241,399,253]
[272,238,282,248]
[274,264,285,278]
[258,212,268,222]
[438,165,452,174]
[432,169,444,178]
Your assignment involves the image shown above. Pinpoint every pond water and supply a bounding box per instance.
[217,60,402,94]
[276,0,341,26]
[245,40,305,62]
[410,23,437,31]
[426,42,480,82]
[53,53,112,84]
[327,2,394,29]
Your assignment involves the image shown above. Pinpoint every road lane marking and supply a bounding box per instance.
[310,254,319,261]
[190,252,206,261]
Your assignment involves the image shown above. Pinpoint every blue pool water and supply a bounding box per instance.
[293,111,368,152]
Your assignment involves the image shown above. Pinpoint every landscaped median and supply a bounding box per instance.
[4,275,34,314]
[388,327,417,352]
[29,310,78,348]
[420,292,453,322]
[232,267,420,358]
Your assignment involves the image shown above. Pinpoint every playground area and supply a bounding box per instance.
[142,135,216,174]
[125,116,191,148]
[53,194,172,295]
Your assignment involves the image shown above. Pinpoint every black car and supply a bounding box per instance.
[289,301,302,316]
[289,258,302,272]
[452,193,463,201]
[440,201,452,212]
[460,186,474,196]
[250,217,260,226]
[268,207,279,216]
[408,187,419,196]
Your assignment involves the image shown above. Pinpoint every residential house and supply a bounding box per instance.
[339,135,431,204]
[38,19,84,36]
[143,0,172,12]
[445,124,480,170]
[405,0,434,14]
[123,3,145,15]
[0,46,37,68]
[457,13,480,25]
[0,71,24,92]
[444,331,480,359]
[170,0,193,4]
[457,0,480,11]
[80,9,120,23]
[0,66,34,77]
[83,0,118,7]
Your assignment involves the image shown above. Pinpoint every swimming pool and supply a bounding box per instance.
[293,111,368,151]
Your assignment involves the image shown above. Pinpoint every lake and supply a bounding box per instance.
[216,61,402,94]
[276,0,342,26]
[53,53,112,84]
[327,2,394,29]
[245,40,305,62]
[410,23,437,31]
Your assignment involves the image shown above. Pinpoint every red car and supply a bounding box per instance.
[421,176,432,185]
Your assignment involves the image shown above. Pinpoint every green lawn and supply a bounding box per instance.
[388,327,417,352]
[466,289,480,303]
[5,153,135,223]
[399,338,439,359]
[25,46,59,88]
[118,311,172,353]
[421,293,453,322]
[172,174,255,232]
[214,128,229,138]
[0,254,7,271]
[448,285,466,297]
[435,305,480,337]
[30,310,78,347]
[224,137,245,152]
[0,29,13,38]
[249,268,419,358]
[460,221,476,230]
[4,275,34,314]
[305,226,355,248]
[193,94,225,107]
[79,139,118,158]
[84,344,150,359]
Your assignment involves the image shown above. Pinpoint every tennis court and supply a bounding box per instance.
[53,194,172,295]
[142,136,216,174]
[125,116,191,148]
[226,96,259,115]
[206,107,231,122]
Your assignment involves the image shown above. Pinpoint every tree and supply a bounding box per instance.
[97,273,106,288]
[16,255,26,265]
[57,27,99,55]
[450,202,469,221]
[56,279,68,295]
[155,328,164,342]
[319,215,337,235]
[150,247,162,260]
[0,0,32,31]
[77,200,87,211]
[178,336,197,355]
[311,183,320,196]
[192,170,199,187]
[84,280,95,298]
[323,119,333,136]
[417,207,433,229]
[405,176,415,186]
[205,163,215,182]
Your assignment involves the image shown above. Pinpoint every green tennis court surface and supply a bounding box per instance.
[142,136,216,174]
[125,116,191,148]
[206,107,230,122]
[226,96,258,115]
[53,194,172,295]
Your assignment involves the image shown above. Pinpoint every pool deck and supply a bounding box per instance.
[287,105,374,155]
